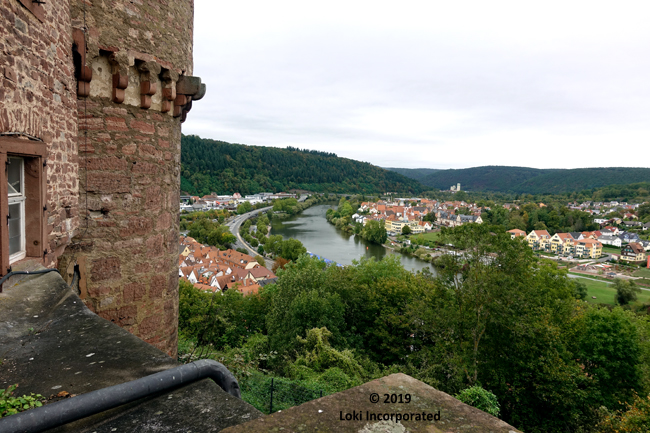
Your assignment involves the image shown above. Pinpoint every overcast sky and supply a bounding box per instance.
[183,1,650,170]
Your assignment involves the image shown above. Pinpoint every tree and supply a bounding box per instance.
[574,306,642,410]
[572,279,588,301]
[614,279,641,305]
[361,220,387,245]
[597,393,650,432]
[401,225,412,235]
[237,201,252,214]
[255,255,266,267]
[272,257,290,273]
[423,212,437,223]
[280,238,307,261]
[265,235,284,256]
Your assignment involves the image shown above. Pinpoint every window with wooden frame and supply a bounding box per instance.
[0,137,47,276]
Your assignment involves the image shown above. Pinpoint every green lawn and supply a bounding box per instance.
[577,277,650,306]
[633,268,650,278]
[411,231,440,242]
[601,246,622,255]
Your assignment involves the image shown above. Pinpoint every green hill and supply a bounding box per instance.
[383,167,440,182]
[180,135,423,196]
[399,165,650,194]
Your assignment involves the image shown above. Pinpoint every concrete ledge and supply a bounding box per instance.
[222,373,521,433]
[0,269,262,432]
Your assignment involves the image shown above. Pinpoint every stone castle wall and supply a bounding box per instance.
[61,0,199,357]
[2,0,202,357]
[72,97,181,354]
[0,0,80,263]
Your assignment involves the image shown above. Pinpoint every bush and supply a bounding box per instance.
[597,393,650,432]
[0,385,45,417]
[455,385,500,417]
[255,255,266,267]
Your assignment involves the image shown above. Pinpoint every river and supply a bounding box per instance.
[270,204,434,273]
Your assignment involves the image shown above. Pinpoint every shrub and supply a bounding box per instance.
[455,385,500,417]
[0,384,45,417]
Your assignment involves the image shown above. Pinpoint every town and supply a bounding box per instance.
[178,192,649,297]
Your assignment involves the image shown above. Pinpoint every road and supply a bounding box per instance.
[224,195,308,262]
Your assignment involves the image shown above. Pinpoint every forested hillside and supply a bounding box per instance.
[180,135,422,195]
[383,167,440,181]
[388,165,650,194]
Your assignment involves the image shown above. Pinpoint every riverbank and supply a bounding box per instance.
[271,205,434,273]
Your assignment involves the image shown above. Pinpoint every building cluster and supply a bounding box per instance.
[568,200,643,216]
[180,192,297,212]
[509,227,649,262]
[179,237,277,296]
[353,198,484,234]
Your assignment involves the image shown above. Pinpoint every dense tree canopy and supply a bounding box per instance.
[181,135,422,195]
[179,224,650,432]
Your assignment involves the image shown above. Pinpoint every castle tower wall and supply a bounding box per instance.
[0,0,80,267]
[59,0,201,356]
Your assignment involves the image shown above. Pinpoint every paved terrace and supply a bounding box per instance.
[0,264,261,432]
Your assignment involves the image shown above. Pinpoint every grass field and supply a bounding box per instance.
[411,232,440,242]
[577,277,650,306]
[633,268,650,278]
[601,246,622,255]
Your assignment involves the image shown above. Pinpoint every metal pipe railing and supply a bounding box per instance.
[0,359,240,433]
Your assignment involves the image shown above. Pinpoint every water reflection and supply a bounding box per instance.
[270,204,433,273]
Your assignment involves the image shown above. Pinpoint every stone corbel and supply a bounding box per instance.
[72,28,92,98]
[112,72,128,104]
[101,50,130,104]
[174,75,206,123]
[137,61,161,110]
[160,69,178,113]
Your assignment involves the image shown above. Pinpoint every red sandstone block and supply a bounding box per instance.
[91,257,121,281]
[144,185,161,210]
[155,212,171,230]
[164,152,171,161]
[117,305,138,326]
[103,107,128,116]
[123,216,153,236]
[124,282,146,303]
[79,142,95,153]
[122,143,136,155]
[146,234,164,257]
[150,275,166,299]
[85,156,129,171]
[96,133,111,142]
[106,117,128,132]
[130,120,155,134]
[158,139,169,148]
[132,161,159,175]
[157,126,170,137]
[86,172,130,193]
[139,315,162,336]
[87,285,112,297]
[139,144,162,160]
[79,118,104,131]
[134,262,151,274]
[168,274,178,295]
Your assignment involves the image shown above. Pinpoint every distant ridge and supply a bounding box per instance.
[383,167,440,182]
[180,135,423,195]
[386,165,650,194]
